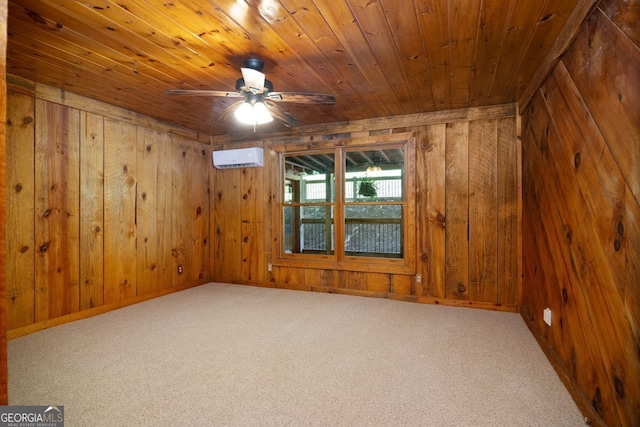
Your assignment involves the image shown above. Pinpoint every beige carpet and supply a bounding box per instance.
[8,283,585,426]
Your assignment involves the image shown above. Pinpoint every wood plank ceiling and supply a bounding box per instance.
[7,0,581,137]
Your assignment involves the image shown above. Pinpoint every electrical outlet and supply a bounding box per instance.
[267,263,273,272]
[543,308,552,326]
[177,265,183,275]
[415,274,422,284]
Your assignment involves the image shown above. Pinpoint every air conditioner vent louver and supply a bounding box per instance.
[216,162,258,169]
[212,147,263,169]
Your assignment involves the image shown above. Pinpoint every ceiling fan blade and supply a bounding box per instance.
[165,89,243,98]
[266,92,336,105]
[265,101,298,127]
[241,68,266,93]
[218,100,244,122]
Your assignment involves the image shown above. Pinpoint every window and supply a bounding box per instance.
[277,137,415,274]
[282,150,336,255]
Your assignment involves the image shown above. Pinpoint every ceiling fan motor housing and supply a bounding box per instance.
[243,58,264,71]
[236,77,273,93]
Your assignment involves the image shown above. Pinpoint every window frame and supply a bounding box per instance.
[273,133,416,275]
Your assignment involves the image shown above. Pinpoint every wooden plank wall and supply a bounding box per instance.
[0,0,8,405]
[521,0,640,425]
[5,77,211,336]
[211,105,520,312]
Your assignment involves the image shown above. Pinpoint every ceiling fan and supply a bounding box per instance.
[166,58,336,128]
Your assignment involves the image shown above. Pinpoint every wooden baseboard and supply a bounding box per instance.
[7,280,209,339]
[520,310,604,427]
[244,280,518,312]
[415,295,517,312]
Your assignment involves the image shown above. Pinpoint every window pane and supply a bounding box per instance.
[344,147,404,201]
[283,205,334,255]
[344,205,403,258]
[284,153,335,203]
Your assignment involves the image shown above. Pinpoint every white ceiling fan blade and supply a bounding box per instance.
[241,67,266,93]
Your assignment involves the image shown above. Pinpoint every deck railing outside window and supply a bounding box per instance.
[300,218,402,257]
[291,176,403,257]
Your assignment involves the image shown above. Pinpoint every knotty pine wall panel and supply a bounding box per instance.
[210,167,243,284]
[136,127,170,295]
[35,100,80,321]
[468,119,498,303]
[415,124,445,299]
[241,166,264,283]
[1,0,8,404]
[170,138,193,288]
[210,105,519,311]
[521,0,640,424]
[79,111,104,310]
[191,145,211,283]
[444,121,470,300]
[524,93,621,426]
[104,118,137,303]
[5,91,34,328]
[154,133,174,292]
[5,80,211,335]
[496,118,518,306]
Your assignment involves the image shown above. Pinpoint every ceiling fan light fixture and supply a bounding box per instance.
[253,101,273,124]
[234,101,273,125]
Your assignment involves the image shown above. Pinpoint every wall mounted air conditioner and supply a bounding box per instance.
[212,147,264,169]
